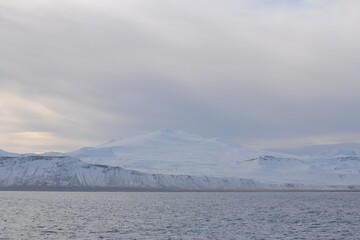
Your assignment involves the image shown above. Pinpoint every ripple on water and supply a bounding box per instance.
[0,192,360,239]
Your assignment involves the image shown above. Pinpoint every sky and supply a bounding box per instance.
[1,0,360,153]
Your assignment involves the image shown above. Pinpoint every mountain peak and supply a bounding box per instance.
[96,129,208,149]
[157,128,175,134]
[0,149,17,156]
[153,128,194,138]
[320,149,358,157]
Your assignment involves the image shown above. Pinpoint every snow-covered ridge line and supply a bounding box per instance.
[0,155,331,190]
[0,149,18,156]
[3,129,360,188]
[68,129,360,185]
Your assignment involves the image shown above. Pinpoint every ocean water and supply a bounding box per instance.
[0,192,359,240]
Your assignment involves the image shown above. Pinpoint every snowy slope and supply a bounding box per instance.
[0,155,322,190]
[0,149,18,156]
[69,129,360,185]
[69,129,285,177]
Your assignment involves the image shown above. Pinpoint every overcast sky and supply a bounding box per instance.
[1,0,360,153]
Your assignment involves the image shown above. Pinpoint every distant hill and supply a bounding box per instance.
[0,154,322,190]
[0,149,18,156]
[69,129,360,185]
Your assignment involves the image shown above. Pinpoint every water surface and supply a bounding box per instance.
[0,191,359,239]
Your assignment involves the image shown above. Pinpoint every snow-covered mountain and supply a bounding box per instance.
[69,129,284,176]
[314,149,358,158]
[0,149,18,156]
[1,129,359,190]
[0,154,322,190]
[69,129,360,186]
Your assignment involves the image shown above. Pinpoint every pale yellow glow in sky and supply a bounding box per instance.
[1,132,62,153]
[0,94,69,153]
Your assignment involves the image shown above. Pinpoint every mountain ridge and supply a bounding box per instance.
[1,129,360,189]
[0,154,327,190]
[69,129,360,185]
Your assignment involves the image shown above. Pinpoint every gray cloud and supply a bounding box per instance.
[1,0,360,152]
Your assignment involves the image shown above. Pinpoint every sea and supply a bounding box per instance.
[0,191,359,240]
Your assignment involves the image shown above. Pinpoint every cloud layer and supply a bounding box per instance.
[1,0,360,152]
